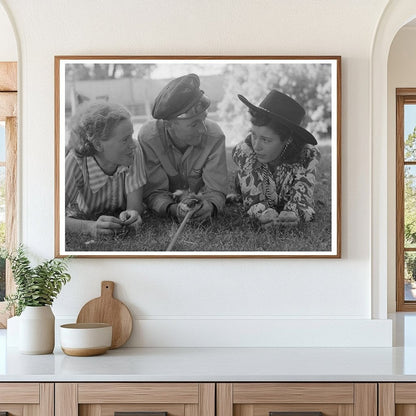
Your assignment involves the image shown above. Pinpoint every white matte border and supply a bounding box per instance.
[57,57,340,258]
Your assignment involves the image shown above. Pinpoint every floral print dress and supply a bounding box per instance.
[232,136,320,222]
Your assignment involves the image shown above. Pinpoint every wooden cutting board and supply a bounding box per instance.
[76,281,133,349]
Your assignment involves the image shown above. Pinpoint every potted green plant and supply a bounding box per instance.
[4,245,71,354]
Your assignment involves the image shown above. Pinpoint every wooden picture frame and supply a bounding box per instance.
[55,56,341,258]
[396,88,416,310]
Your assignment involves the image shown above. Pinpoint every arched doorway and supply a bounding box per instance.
[371,0,416,318]
[387,15,416,312]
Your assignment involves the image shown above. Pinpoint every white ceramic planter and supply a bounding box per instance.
[19,305,55,354]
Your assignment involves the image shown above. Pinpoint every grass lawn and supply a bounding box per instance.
[66,144,332,253]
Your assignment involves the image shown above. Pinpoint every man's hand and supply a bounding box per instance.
[191,199,214,220]
[175,198,213,221]
[177,195,202,219]
[93,215,123,237]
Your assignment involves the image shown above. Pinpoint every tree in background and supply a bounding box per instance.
[404,126,416,281]
[405,165,416,246]
[405,253,416,282]
[405,127,416,245]
[216,63,332,145]
[405,125,416,161]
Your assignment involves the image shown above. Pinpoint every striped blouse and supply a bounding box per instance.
[65,143,146,220]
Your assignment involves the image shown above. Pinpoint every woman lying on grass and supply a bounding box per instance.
[65,101,146,238]
[232,90,320,229]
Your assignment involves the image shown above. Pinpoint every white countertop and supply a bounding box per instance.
[2,345,416,382]
[3,313,416,382]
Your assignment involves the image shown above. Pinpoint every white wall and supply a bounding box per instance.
[0,0,394,347]
[0,3,16,61]
[387,26,416,312]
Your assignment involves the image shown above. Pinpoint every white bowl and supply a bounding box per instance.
[60,323,112,356]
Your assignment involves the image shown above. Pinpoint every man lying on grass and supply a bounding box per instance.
[65,101,146,238]
[138,73,228,223]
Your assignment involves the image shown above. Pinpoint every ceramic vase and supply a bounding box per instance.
[18,305,55,354]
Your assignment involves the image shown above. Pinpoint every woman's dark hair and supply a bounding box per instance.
[250,110,305,163]
[69,101,131,157]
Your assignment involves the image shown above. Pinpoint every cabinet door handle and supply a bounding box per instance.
[115,412,168,416]
[270,413,323,416]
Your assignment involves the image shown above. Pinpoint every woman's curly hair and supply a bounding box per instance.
[69,101,131,157]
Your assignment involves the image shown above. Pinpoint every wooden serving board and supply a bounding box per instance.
[76,281,133,349]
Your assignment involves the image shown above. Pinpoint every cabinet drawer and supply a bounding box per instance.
[56,383,215,416]
[78,383,200,403]
[0,383,53,415]
[0,383,39,403]
[217,383,376,416]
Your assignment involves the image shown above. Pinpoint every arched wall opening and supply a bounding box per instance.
[371,0,416,318]
[387,18,416,312]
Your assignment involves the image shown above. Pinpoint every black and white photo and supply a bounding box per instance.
[55,56,341,257]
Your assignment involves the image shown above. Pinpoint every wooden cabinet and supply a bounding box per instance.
[0,383,53,415]
[55,383,215,416]
[53,382,379,416]
[0,381,408,416]
[379,383,416,416]
[217,383,377,416]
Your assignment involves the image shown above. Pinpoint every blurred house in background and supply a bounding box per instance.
[65,75,224,123]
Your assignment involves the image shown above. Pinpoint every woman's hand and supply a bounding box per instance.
[119,210,143,232]
[258,208,280,228]
[93,215,123,237]
[258,208,299,228]
[119,209,139,225]
[276,210,299,226]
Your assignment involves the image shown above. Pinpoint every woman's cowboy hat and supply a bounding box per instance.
[238,90,317,145]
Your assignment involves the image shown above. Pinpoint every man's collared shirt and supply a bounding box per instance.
[139,119,227,216]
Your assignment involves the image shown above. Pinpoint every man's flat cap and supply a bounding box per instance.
[152,73,210,120]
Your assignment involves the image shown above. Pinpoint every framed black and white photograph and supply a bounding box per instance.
[55,56,341,258]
